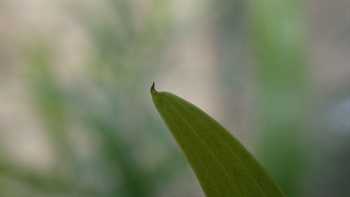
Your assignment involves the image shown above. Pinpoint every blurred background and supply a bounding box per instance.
[0,1,349,196]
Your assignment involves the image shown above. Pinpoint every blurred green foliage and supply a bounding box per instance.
[1,1,348,197]
[250,1,308,196]
[1,1,188,196]
[1,1,308,196]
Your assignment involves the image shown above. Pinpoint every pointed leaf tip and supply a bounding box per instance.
[151,89,286,197]
[150,82,157,94]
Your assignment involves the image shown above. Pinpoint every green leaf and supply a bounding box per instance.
[150,82,285,197]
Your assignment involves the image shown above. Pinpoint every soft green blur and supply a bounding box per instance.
[1,1,348,197]
[250,1,308,196]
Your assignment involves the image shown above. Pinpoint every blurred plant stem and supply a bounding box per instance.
[250,1,308,196]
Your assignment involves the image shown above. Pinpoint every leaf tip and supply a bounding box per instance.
[150,81,157,95]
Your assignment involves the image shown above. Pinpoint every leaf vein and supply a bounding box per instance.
[171,97,267,196]
[163,96,242,197]
[160,104,221,196]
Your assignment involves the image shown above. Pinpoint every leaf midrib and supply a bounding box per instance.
[160,105,221,196]
[168,94,266,196]
[163,96,242,196]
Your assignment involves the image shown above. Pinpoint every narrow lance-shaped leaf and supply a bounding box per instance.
[151,82,285,197]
